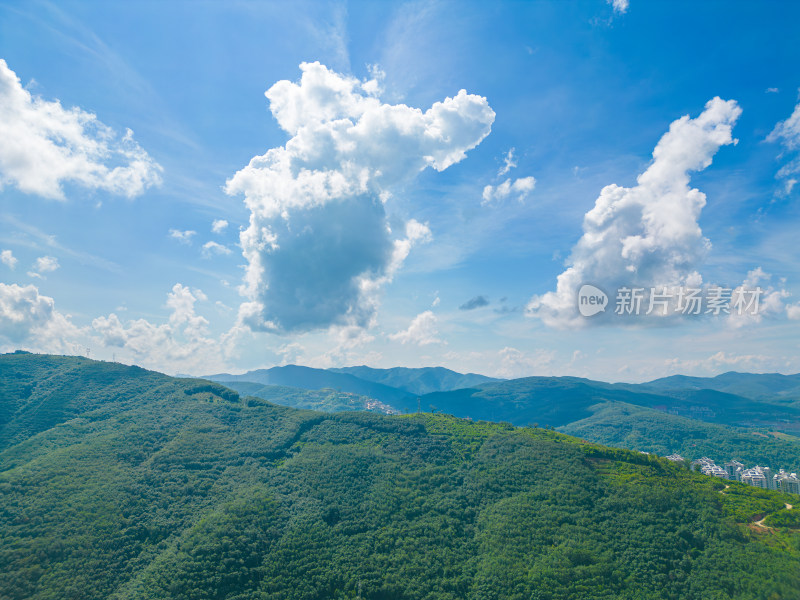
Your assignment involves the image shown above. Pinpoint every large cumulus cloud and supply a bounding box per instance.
[527,97,742,328]
[0,283,83,352]
[0,59,161,200]
[226,62,495,334]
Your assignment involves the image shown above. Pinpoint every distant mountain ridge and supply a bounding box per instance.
[204,363,800,467]
[206,365,800,429]
[215,381,400,415]
[328,365,502,395]
[638,371,800,406]
[206,364,502,410]
[418,375,800,430]
[207,365,415,407]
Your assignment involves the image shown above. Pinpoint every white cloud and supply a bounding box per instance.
[496,346,555,379]
[609,0,629,14]
[1,249,17,269]
[766,87,780,94]
[770,102,800,151]
[34,255,59,273]
[27,255,60,279]
[0,282,56,342]
[201,241,232,257]
[169,229,196,244]
[92,284,228,372]
[527,97,741,328]
[440,346,554,379]
[482,176,536,206]
[166,284,209,337]
[664,351,778,375]
[226,61,494,334]
[389,310,443,346]
[0,281,240,374]
[0,283,83,351]
[0,59,162,200]
[780,178,797,196]
[787,303,800,320]
[767,99,800,194]
[726,267,790,328]
[498,147,517,176]
[311,324,379,367]
[211,219,229,233]
[387,219,432,274]
[277,341,305,365]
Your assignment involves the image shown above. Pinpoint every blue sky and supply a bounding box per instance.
[1,0,799,380]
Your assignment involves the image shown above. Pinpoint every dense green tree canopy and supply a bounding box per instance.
[1,354,798,600]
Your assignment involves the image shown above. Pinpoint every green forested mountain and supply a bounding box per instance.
[419,376,800,430]
[208,365,499,402]
[206,363,800,469]
[328,365,501,396]
[206,366,800,454]
[559,401,800,469]
[1,353,800,600]
[207,365,414,407]
[639,372,800,407]
[417,377,800,467]
[217,381,400,415]
[0,351,193,451]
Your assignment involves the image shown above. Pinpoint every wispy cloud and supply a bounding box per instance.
[169,229,196,244]
[0,214,120,272]
[498,147,517,176]
[201,241,232,257]
[767,97,800,196]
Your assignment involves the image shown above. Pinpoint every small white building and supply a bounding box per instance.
[774,470,800,495]
[724,461,744,481]
[741,467,769,489]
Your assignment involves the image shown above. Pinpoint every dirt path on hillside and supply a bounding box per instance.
[753,504,793,529]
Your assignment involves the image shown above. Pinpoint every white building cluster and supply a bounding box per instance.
[672,455,800,494]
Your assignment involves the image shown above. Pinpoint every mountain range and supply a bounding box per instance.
[204,364,800,469]
[2,352,800,599]
[207,364,800,422]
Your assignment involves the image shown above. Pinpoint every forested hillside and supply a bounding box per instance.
[207,365,414,406]
[329,365,501,395]
[419,376,800,431]
[640,372,800,407]
[418,378,800,469]
[204,365,800,468]
[1,353,799,600]
[219,381,399,414]
[559,401,800,469]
